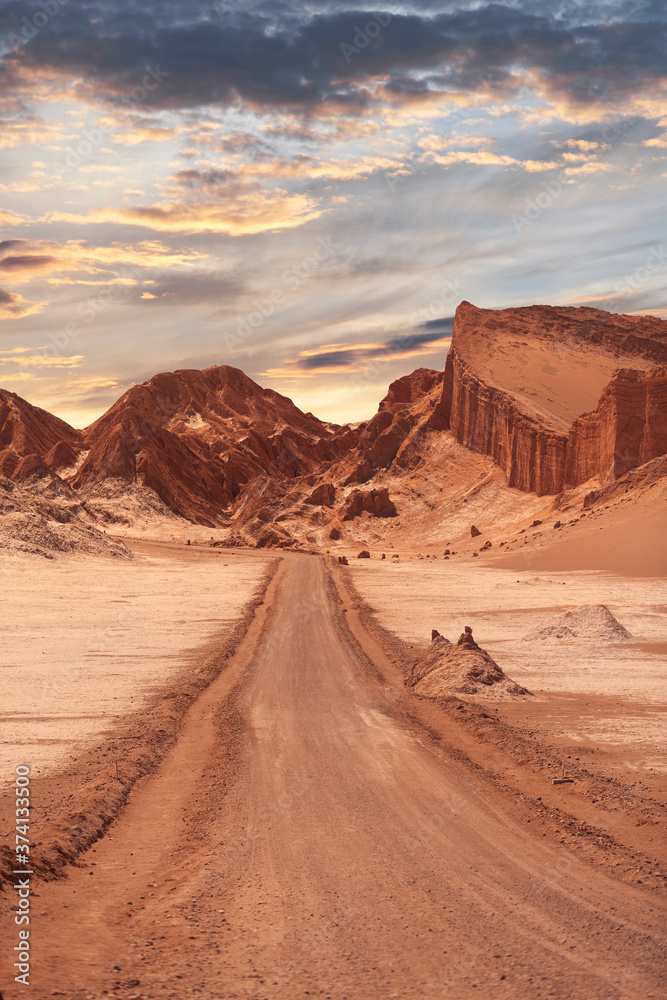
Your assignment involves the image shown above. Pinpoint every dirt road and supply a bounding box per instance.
[6,555,667,999]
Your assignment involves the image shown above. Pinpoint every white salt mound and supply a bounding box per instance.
[523,604,633,644]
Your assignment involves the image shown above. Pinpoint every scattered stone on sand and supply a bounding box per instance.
[523,604,634,644]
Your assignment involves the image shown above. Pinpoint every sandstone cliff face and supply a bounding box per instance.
[436,302,667,495]
[566,367,667,485]
[435,344,568,494]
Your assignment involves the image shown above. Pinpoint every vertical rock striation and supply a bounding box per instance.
[436,302,667,495]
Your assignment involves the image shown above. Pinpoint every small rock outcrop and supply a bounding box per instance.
[342,487,397,520]
[305,483,335,507]
[406,628,530,700]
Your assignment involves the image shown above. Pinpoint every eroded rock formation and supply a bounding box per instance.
[405,630,529,699]
[435,302,667,495]
[342,487,397,520]
[2,302,664,539]
[0,389,83,480]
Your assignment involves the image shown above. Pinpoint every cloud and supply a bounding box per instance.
[644,133,667,148]
[66,376,120,391]
[0,239,209,285]
[2,3,665,120]
[0,209,29,227]
[0,371,35,382]
[0,254,60,279]
[0,287,45,319]
[263,328,452,378]
[0,352,83,368]
[47,190,322,235]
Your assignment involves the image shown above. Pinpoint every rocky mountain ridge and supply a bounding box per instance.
[1,302,665,547]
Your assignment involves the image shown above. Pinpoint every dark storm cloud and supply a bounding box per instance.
[0,254,56,270]
[2,2,665,112]
[418,317,454,334]
[0,239,28,255]
[296,326,452,370]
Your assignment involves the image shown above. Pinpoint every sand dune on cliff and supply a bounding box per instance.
[454,302,666,430]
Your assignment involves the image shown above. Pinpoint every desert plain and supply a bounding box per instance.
[1,301,666,1000]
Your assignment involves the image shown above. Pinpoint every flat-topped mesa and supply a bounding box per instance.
[435,302,667,495]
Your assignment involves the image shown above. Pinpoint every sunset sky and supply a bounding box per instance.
[1,0,666,427]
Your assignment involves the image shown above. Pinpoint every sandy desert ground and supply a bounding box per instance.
[0,544,271,780]
[1,537,665,1000]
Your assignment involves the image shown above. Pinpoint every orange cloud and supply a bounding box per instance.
[47,190,322,235]
[0,352,83,367]
[0,239,208,286]
[0,289,46,319]
[0,209,29,227]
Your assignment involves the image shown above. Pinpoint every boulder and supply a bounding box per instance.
[338,555,349,566]
[470,525,482,537]
[305,482,335,507]
[342,488,397,521]
[357,550,371,559]
[329,526,341,540]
